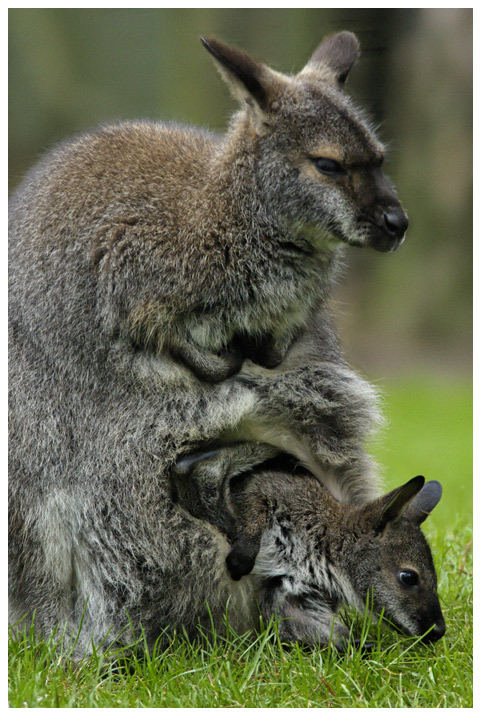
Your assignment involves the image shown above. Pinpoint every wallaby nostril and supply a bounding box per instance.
[433,621,446,638]
[382,208,409,238]
[423,620,446,642]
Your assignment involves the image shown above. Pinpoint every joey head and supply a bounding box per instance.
[174,452,445,650]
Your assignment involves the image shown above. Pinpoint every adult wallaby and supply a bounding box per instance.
[9,32,406,649]
[175,460,446,649]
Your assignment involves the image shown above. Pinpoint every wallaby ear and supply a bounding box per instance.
[302,31,360,87]
[201,37,285,118]
[364,475,426,533]
[405,481,442,525]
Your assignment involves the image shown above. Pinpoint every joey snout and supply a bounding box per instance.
[414,599,446,643]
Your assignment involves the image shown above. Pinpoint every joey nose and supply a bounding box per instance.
[431,620,446,640]
[423,619,446,643]
[382,207,409,239]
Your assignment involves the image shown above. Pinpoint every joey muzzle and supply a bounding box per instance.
[422,618,446,643]
[389,610,446,643]
[417,600,446,643]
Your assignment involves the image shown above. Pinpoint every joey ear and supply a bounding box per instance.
[364,475,425,533]
[174,448,222,476]
[303,31,360,86]
[201,36,285,118]
[405,481,442,525]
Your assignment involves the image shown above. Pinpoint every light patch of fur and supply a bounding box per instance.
[35,491,75,594]
[329,566,365,612]
[299,65,338,85]
[225,575,262,633]
[252,528,291,579]
[236,417,340,486]
[188,320,220,350]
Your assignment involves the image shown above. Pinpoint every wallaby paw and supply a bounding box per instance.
[217,347,244,378]
[257,349,284,369]
[226,547,256,581]
[194,348,243,383]
[171,342,243,383]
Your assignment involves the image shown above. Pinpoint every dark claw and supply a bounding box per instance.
[174,448,222,475]
[226,547,257,581]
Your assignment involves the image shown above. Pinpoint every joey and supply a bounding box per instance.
[175,453,445,649]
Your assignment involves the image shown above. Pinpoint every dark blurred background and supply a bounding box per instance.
[9,8,472,380]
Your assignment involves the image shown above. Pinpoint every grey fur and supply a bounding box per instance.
[176,465,445,649]
[9,33,407,651]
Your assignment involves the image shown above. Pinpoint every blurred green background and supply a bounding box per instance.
[9,9,472,518]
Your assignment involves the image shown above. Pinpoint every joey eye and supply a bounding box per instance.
[313,157,346,177]
[397,569,419,587]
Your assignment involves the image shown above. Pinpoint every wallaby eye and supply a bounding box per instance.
[397,569,419,587]
[313,157,346,177]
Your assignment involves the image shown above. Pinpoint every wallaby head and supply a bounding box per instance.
[203,32,408,253]
[217,469,445,647]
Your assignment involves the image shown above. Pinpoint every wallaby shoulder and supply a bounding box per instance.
[10,120,221,238]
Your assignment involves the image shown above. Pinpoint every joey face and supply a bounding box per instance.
[202,32,408,253]
[348,476,445,642]
[254,475,444,646]
[349,521,445,642]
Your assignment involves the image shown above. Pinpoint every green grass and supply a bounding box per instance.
[9,377,472,708]
[373,376,472,522]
